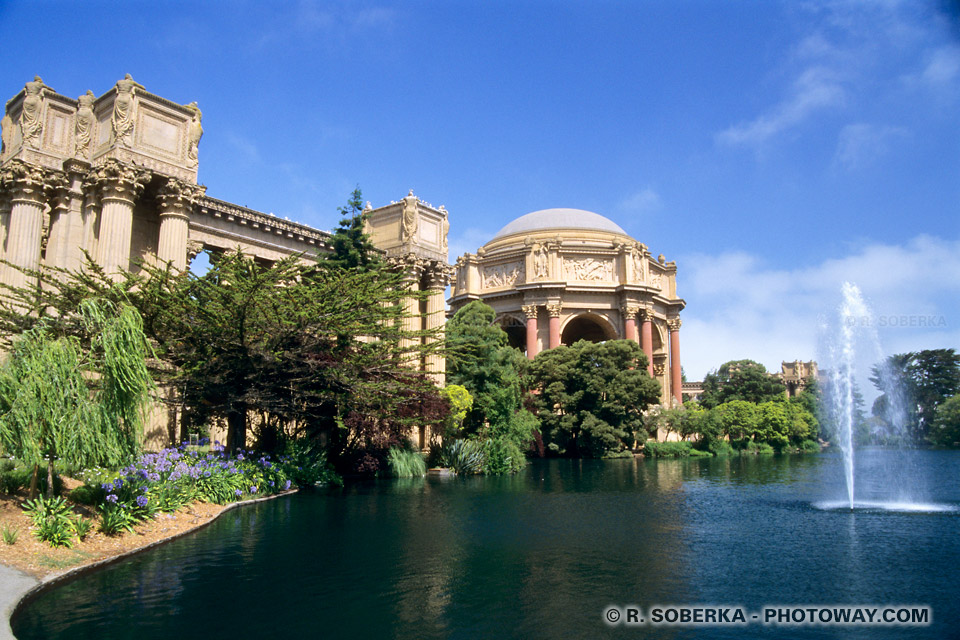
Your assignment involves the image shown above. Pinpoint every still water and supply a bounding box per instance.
[13,450,960,639]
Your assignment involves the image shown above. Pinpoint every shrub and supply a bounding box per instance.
[482,437,525,475]
[689,447,712,457]
[2,525,18,545]
[643,441,693,458]
[99,504,137,536]
[439,439,485,475]
[799,439,821,453]
[386,447,426,478]
[706,440,735,457]
[23,495,76,548]
[73,515,93,541]
[602,450,635,459]
[69,484,104,506]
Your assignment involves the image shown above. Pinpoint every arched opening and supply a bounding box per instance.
[561,313,617,346]
[496,314,526,352]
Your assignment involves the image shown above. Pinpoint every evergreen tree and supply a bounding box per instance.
[326,187,380,270]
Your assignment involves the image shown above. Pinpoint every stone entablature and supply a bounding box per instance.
[449,209,685,406]
[363,190,449,264]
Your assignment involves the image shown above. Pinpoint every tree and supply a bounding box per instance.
[529,339,661,457]
[699,359,785,409]
[710,400,758,442]
[326,186,381,270]
[870,349,960,442]
[929,395,960,447]
[0,300,154,497]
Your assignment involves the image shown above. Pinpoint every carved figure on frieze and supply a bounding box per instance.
[648,269,662,289]
[185,102,203,168]
[75,91,96,158]
[1,113,13,158]
[632,247,645,282]
[401,190,417,243]
[534,243,549,279]
[440,206,449,252]
[111,74,142,147]
[20,76,45,150]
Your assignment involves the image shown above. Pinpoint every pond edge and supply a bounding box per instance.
[2,489,298,640]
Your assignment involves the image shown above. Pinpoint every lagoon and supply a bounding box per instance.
[12,450,960,639]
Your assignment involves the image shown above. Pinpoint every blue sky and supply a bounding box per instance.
[2,0,958,389]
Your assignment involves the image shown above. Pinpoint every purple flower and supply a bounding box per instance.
[283,480,291,491]
[250,486,258,494]
[234,489,242,498]
[106,494,118,504]
[136,495,149,508]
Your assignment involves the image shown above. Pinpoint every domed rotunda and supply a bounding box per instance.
[449,208,686,405]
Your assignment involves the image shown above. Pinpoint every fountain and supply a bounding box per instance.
[816,282,955,513]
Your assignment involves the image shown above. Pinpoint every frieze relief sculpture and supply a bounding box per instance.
[20,76,45,150]
[648,269,662,289]
[74,91,96,158]
[111,74,141,147]
[564,256,613,281]
[185,102,203,168]
[482,261,524,289]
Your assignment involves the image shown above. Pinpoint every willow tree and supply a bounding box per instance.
[0,299,154,497]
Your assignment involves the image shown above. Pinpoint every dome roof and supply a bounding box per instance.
[491,208,628,240]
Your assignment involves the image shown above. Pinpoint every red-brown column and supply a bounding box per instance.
[522,304,539,359]
[668,318,682,405]
[547,303,562,349]
[640,309,654,376]
[623,302,639,343]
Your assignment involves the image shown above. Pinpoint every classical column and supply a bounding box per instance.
[546,303,562,349]
[2,161,50,291]
[397,254,424,358]
[640,308,655,376]
[93,160,149,277]
[522,304,539,359]
[668,317,683,405]
[0,193,11,265]
[157,178,200,271]
[424,264,451,385]
[44,175,73,271]
[621,302,640,343]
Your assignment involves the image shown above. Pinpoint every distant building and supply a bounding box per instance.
[779,360,818,398]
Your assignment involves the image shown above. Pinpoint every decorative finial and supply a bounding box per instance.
[364,201,372,211]
[658,254,665,264]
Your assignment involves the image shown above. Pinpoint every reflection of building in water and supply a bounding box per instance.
[779,360,818,398]
[449,208,686,406]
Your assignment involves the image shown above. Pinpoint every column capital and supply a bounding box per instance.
[667,317,682,332]
[621,302,642,318]
[0,159,58,205]
[91,158,149,205]
[425,262,454,290]
[546,302,563,318]
[158,177,205,218]
[522,304,539,319]
[653,363,667,377]
[639,308,655,322]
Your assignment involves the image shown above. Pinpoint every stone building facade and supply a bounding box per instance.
[449,208,686,406]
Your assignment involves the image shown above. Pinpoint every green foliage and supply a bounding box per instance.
[446,301,529,434]
[98,504,137,536]
[68,483,104,506]
[438,439,485,475]
[23,495,77,548]
[2,525,18,545]
[706,439,736,457]
[72,515,93,541]
[481,437,525,475]
[439,384,473,439]
[643,440,694,457]
[799,439,822,453]
[277,439,340,487]
[530,339,660,458]
[699,360,786,409]
[326,187,381,270]
[0,300,154,498]
[929,395,960,447]
[386,447,427,478]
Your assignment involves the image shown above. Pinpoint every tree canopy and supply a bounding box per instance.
[529,339,661,458]
[699,359,786,409]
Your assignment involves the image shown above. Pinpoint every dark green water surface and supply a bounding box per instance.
[12,450,960,639]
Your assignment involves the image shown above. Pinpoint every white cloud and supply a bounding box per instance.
[678,235,960,389]
[833,123,909,169]
[920,45,960,86]
[716,66,846,147]
[619,187,661,214]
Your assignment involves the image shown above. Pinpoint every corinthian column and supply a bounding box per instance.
[1,160,51,291]
[640,308,654,376]
[668,317,683,405]
[522,304,539,359]
[621,302,640,343]
[425,264,451,385]
[157,178,202,271]
[93,159,149,277]
[546,303,562,349]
